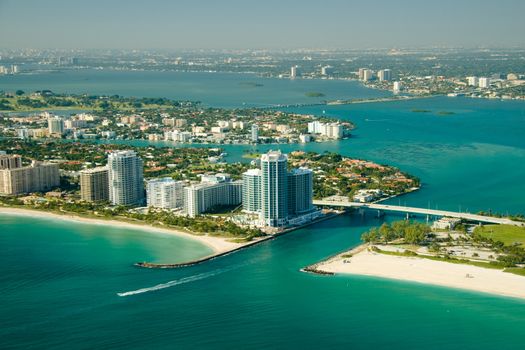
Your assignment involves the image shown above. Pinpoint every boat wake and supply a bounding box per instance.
[118,249,272,297]
[117,268,231,297]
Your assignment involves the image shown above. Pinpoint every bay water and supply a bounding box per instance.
[1,71,524,349]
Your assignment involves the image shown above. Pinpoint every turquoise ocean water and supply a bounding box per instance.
[1,71,525,349]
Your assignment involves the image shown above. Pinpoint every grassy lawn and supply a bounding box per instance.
[474,224,525,246]
[504,267,525,276]
[371,246,503,270]
[242,153,260,159]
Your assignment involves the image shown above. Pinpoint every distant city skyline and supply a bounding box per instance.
[1,0,524,49]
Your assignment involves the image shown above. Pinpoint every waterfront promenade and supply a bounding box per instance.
[313,199,525,226]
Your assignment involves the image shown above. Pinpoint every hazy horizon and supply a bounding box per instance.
[1,0,524,50]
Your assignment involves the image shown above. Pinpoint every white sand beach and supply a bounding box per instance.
[318,247,525,300]
[0,207,253,254]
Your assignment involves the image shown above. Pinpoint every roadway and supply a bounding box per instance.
[313,200,525,226]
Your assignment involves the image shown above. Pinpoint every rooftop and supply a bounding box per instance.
[80,166,108,174]
[261,150,287,162]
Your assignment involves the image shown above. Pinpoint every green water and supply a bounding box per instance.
[2,213,525,349]
[1,72,525,349]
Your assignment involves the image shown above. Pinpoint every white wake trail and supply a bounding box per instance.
[118,270,223,297]
[117,267,234,297]
[118,252,269,297]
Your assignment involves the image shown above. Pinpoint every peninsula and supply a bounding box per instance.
[307,220,525,299]
[0,139,418,266]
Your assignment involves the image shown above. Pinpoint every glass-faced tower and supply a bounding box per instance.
[260,151,288,227]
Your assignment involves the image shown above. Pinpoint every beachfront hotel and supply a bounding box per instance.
[242,169,262,213]
[146,177,184,209]
[242,151,318,228]
[260,151,289,227]
[79,166,109,202]
[184,173,242,218]
[0,154,60,195]
[108,150,144,206]
[287,168,315,216]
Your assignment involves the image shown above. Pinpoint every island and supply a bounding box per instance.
[0,91,353,144]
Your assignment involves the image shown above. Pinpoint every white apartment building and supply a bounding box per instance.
[146,177,184,209]
[184,174,242,217]
[478,77,490,88]
[467,76,478,86]
[48,116,64,135]
[377,69,392,81]
[393,81,402,93]
[307,121,344,139]
[0,157,60,195]
[108,150,144,206]
[362,69,374,81]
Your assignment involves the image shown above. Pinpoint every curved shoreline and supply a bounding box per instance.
[135,235,273,269]
[1,207,344,268]
[0,207,246,255]
[135,211,344,268]
[304,244,525,300]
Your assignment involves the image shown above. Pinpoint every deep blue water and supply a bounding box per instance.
[1,71,525,349]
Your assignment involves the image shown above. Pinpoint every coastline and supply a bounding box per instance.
[0,206,251,255]
[0,206,342,268]
[136,210,344,268]
[308,244,525,300]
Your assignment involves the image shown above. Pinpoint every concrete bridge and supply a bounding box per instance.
[313,199,525,226]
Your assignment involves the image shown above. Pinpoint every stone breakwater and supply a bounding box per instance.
[135,212,344,269]
[302,243,369,275]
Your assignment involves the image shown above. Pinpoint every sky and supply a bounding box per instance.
[0,0,524,49]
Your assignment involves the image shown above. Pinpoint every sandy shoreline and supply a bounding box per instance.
[0,207,249,255]
[315,245,525,300]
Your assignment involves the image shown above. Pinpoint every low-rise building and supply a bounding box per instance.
[353,189,383,203]
[432,217,462,230]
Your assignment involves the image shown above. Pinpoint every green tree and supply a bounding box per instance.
[391,220,409,239]
[404,225,426,244]
[361,227,380,243]
[379,223,395,243]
